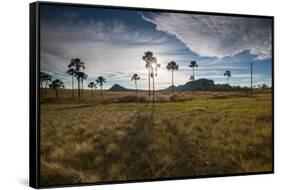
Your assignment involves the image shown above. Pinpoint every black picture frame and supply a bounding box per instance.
[30,1,274,188]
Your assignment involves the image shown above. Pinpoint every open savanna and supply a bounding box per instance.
[40,89,272,185]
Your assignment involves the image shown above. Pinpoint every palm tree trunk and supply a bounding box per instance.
[148,70,151,99]
[153,74,155,103]
[71,75,74,97]
[92,88,93,97]
[227,77,229,85]
[135,81,138,96]
[81,80,83,97]
[193,67,195,80]
[55,89,58,98]
[101,85,103,96]
[78,79,80,98]
[172,70,174,93]
[192,68,195,94]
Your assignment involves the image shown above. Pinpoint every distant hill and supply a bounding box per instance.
[176,78,215,91]
[108,79,232,92]
[162,79,231,92]
[161,85,176,92]
[108,84,132,92]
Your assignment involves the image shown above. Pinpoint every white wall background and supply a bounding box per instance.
[0,0,279,189]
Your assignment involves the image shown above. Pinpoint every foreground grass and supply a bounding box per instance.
[40,91,272,185]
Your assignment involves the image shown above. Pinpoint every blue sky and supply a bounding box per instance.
[40,5,272,90]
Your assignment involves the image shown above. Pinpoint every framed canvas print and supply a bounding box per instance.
[29,1,274,188]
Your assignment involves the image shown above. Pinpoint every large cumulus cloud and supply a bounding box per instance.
[141,12,272,59]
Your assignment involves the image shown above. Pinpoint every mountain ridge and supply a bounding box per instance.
[108,79,232,92]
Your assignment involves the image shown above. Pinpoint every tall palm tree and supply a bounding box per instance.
[142,51,157,100]
[75,71,87,97]
[88,82,97,97]
[68,58,86,98]
[166,61,179,93]
[131,73,140,95]
[151,61,160,103]
[40,72,52,97]
[81,73,88,97]
[49,79,64,98]
[66,68,75,97]
[96,76,106,96]
[189,61,198,80]
[224,70,231,85]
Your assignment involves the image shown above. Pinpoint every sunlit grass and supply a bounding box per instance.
[40,90,272,185]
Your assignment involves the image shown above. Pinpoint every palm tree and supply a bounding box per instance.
[66,68,75,97]
[96,76,106,96]
[88,82,97,97]
[131,73,140,95]
[166,61,179,93]
[150,60,160,103]
[142,51,157,100]
[68,58,86,98]
[75,71,87,97]
[40,72,52,97]
[189,61,198,80]
[224,70,231,85]
[49,79,64,98]
[81,73,88,97]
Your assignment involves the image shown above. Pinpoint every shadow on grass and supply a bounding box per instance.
[119,103,156,179]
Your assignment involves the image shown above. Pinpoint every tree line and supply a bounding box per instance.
[66,58,106,98]
[40,50,234,98]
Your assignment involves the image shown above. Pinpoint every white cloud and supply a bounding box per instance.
[41,12,272,90]
[141,13,272,59]
[41,17,184,90]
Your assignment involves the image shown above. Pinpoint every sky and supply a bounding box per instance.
[40,5,273,90]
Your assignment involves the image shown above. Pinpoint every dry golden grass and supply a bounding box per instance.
[40,89,272,186]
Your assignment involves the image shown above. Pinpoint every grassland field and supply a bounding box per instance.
[40,89,272,185]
